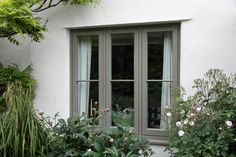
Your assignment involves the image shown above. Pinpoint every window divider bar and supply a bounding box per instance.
[110,80,134,82]
[147,80,173,82]
[76,80,99,82]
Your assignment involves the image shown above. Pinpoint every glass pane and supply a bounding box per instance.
[111,82,134,127]
[148,32,172,80]
[147,81,171,129]
[78,35,98,80]
[112,33,134,79]
[77,82,99,118]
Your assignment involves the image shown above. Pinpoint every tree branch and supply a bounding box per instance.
[0,33,17,38]
[31,0,48,11]
[31,0,63,12]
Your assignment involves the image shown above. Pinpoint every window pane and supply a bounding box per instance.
[77,35,98,80]
[148,81,171,129]
[148,32,172,80]
[111,82,134,127]
[77,82,99,117]
[112,33,134,79]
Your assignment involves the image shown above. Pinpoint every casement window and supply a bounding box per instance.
[71,25,179,140]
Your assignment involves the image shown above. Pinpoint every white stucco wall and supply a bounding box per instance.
[1,0,236,156]
[1,0,235,118]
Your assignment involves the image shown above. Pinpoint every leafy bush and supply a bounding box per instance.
[164,69,236,157]
[0,64,36,113]
[0,84,50,157]
[90,126,152,157]
[47,109,153,157]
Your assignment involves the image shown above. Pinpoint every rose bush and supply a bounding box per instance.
[164,69,236,157]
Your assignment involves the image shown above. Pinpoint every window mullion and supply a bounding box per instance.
[99,31,105,128]
[105,31,112,128]
[134,29,139,134]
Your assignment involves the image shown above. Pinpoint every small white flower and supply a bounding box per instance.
[180,110,185,115]
[189,121,194,126]
[196,107,201,112]
[219,127,222,130]
[166,112,172,117]
[184,119,189,125]
[190,113,195,116]
[234,138,236,141]
[138,150,143,154]
[178,130,185,137]
[176,121,182,127]
[225,120,233,128]
[88,149,92,152]
[109,138,114,143]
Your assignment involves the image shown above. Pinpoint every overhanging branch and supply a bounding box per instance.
[31,0,63,13]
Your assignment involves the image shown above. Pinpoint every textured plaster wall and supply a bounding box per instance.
[0,37,31,69]
[0,0,236,155]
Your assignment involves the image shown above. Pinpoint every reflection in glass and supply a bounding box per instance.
[112,33,134,79]
[77,82,99,118]
[111,82,134,127]
[148,82,162,129]
[147,82,171,129]
[148,32,164,80]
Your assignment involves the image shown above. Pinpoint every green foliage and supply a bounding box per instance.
[0,84,50,157]
[0,0,46,44]
[94,126,153,157]
[0,64,36,113]
[47,115,92,157]
[48,111,153,157]
[0,0,96,44]
[164,69,236,157]
[112,111,134,127]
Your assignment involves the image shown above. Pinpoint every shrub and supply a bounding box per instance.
[0,64,36,113]
[47,109,153,157]
[164,69,236,157]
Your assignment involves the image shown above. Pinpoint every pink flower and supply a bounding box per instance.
[225,120,233,128]
[101,107,109,113]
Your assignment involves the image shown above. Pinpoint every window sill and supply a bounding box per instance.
[149,139,168,146]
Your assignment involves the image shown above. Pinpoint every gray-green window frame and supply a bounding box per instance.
[71,24,180,139]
